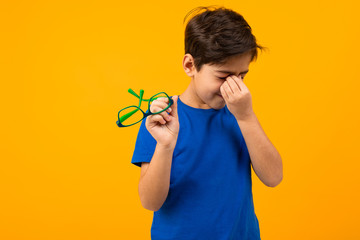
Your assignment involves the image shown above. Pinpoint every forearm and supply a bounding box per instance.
[138,143,175,211]
[237,112,283,187]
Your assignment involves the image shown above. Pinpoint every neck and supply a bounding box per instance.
[180,80,211,109]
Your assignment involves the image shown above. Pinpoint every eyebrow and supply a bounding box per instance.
[215,69,249,75]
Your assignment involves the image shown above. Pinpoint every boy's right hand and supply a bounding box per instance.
[145,95,179,148]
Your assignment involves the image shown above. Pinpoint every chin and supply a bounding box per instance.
[212,100,226,110]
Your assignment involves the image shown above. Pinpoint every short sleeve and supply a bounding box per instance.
[131,116,157,167]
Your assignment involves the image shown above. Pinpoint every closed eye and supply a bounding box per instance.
[218,75,245,80]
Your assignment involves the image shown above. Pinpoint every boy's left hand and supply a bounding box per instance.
[220,75,254,121]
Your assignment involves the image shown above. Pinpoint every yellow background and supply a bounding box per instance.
[1,0,359,239]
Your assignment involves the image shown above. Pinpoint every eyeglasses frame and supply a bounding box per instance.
[116,88,174,127]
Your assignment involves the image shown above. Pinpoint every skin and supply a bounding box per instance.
[145,95,179,148]
[180,52,283,187]
[180,53,252,111]
[143,52,283,192]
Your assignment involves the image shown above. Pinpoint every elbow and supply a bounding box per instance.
[138,178,168,212]
[140,199,161,212]
[267,156,283,188]
[139,192,157,211]
[266,174,283,188]
[138,186,163,212]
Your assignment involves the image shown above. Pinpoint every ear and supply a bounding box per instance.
[182,53,196,77]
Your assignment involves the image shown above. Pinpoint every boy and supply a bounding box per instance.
[131,6,283,240]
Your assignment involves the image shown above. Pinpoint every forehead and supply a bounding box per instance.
[211,53,252,70]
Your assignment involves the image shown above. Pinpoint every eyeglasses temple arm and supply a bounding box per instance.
[128,88,151,102]
[119,89,145,123]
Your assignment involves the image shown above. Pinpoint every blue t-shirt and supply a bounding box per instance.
[131,96,261,240]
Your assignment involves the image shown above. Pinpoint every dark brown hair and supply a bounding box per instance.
[183,5,268,72]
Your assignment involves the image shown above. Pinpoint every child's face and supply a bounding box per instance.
[184,53,252,110]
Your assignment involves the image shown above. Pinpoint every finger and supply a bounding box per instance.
[222,81,233,100]
[152,105,172,122]
[169,95,178,118]
[224,77,235,94]
[149,114,167,125]
[227,76,242,93]
[150,100,169,113]
[151,96,173,112]
[220,85,229,101]
[232,75,248,91]
[155,97,169,104]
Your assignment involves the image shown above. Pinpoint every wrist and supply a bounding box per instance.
[157,141,177,150]
[236,111,257,123]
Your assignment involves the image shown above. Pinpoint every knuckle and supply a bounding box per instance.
[162,112,170,120]
[150,105,160,112]
[156,115,165,121]
[153,115,162,123]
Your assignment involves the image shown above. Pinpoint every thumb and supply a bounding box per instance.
[169,95,178,118]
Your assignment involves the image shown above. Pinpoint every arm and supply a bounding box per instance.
[219,75,283,188]
[237,112,283,187]
[138,142,175,211]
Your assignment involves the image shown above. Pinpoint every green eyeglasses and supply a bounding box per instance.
[116,88,174,127]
